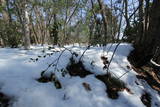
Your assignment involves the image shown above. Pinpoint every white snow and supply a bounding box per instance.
[0,43,159,107]
[150,59,160,67]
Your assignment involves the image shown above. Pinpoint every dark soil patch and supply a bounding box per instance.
[133,65,160,92]
[101,56,109,65]
[141,92,151,107]
[128,49,160,92]
[96,73,127,99]
[0,92,11,107]
[127,48,153,68]
[66,59,92,78]
[82,82,91,91]
[101,56,109,69]
[37,73,62,89]
[37,75,52,83]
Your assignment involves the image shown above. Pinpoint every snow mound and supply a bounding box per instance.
[0,43,159,107]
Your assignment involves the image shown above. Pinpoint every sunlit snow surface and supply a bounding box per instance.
[0,43,159,107]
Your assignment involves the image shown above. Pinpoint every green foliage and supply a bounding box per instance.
[0,6,3,12]
[0,20,22,47]
[0,0,120,46]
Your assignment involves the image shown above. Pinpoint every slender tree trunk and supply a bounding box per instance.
[137,0,145,45]
[97,0,108,44]
[23,0,31,49]
[29,16,39,44]
[144,0,150,36]
[124,0,130,28]
[1,0,9,22]
[53,14,58,45]
[0,0,10,46]
[6,0,12,23]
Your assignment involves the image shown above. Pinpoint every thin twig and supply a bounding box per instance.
[66,0,81,24]
[79,46,90,61]
[41,46,78,76]
[106,0,125,75]
[117,70,130,79]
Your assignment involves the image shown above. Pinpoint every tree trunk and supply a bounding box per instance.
[53,14,58,45]
[6,0,12,23]
[147,0,160,64]
[124,0,130,28]
[23,0,31,49]
[0,0,9,46]
[1,0,9,22]
[97,0,108,44]
[128,0,160,67]
[137,0,145,45]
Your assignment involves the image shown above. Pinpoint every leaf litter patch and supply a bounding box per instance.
[96,73,133,99]
[37,72,62,89]
[66,57,93,78]
[140,92,151,107]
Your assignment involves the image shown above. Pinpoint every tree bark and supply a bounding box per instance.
[1,0,9,22]
[0,0,10,46]
[147,0,160,64]
[23,0,31,49]
[97,0,108,44]
[128,0,160,67]
[124,0,130,28]
[137,0,145,45]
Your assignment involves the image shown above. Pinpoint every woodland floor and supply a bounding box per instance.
[0,43,159,107]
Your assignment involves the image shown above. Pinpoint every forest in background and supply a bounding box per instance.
[0,0,160,107]
[0,0,160,67]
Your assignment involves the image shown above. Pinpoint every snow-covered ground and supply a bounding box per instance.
[0,43,159,107]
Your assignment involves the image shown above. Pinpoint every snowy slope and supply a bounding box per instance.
[0,43,159,107]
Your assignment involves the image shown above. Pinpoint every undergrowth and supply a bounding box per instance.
[96,73,126,99]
